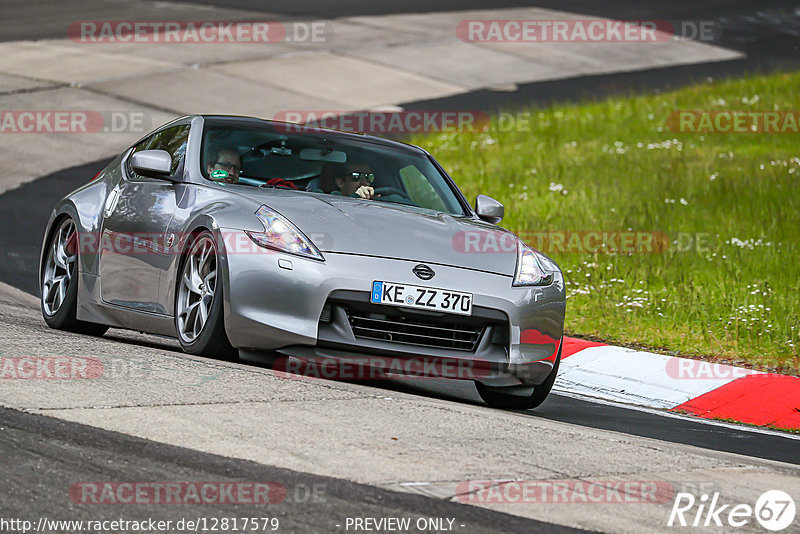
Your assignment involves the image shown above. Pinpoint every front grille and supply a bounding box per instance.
[347,310,484,352]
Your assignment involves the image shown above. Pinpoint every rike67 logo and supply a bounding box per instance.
[668,490,796,531]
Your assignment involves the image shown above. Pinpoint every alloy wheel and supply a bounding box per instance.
[177,234,218,343]
[42,219,77,316]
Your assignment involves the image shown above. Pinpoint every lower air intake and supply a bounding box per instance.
[347,310,483,352]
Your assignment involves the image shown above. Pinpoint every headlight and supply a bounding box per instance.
[245,205,324,261]
[513,241,552,286]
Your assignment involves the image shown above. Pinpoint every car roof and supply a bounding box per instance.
[195,114,429,155]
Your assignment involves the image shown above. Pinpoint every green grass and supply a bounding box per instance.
[409,71,800,373]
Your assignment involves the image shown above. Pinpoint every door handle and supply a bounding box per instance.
[103,189,120,217]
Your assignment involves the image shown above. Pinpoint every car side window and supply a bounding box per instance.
[129,125,190,179]
[399,164,448,212]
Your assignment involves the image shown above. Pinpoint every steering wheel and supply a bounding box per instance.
[373,187,409,199]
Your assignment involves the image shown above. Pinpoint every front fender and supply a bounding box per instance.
[39,154,126,286]
[161,185,264,319]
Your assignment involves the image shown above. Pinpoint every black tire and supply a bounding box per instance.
[175,230,236,359]
[41,217,108,336]
[476,346,561,410]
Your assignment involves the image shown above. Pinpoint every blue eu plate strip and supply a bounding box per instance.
[371,281,383,303]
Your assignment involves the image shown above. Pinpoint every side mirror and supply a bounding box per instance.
[475,194,504,224]
[130,149,173,178]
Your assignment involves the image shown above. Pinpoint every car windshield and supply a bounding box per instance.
[200,122,465,215]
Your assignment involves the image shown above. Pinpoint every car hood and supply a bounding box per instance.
[235,189,519,276]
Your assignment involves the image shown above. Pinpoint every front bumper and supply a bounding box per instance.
[221,230,565,386]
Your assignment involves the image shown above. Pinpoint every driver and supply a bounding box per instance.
[206,147,241,184]
[314,159,376,199]
[336,160,376,199]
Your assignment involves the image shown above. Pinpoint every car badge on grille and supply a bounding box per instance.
[412,264,435,280]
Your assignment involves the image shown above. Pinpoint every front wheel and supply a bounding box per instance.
[476,349,561,410]
[175,230,236,359]
[41,217,108,336]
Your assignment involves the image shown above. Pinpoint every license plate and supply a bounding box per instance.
[370,281,473,316]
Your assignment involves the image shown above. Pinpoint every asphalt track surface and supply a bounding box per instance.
[2,1,800,531]
[0,407,579,534]
[3,0,798,113]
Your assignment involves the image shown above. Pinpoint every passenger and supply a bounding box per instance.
[206,147,241,184]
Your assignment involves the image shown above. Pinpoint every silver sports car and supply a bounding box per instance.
[40,115,565,409]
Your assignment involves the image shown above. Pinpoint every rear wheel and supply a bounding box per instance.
[41,217,108,336]
[175,230,236,359]
[476,348,561,410]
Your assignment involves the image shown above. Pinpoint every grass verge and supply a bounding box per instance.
[409,71,799,374]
